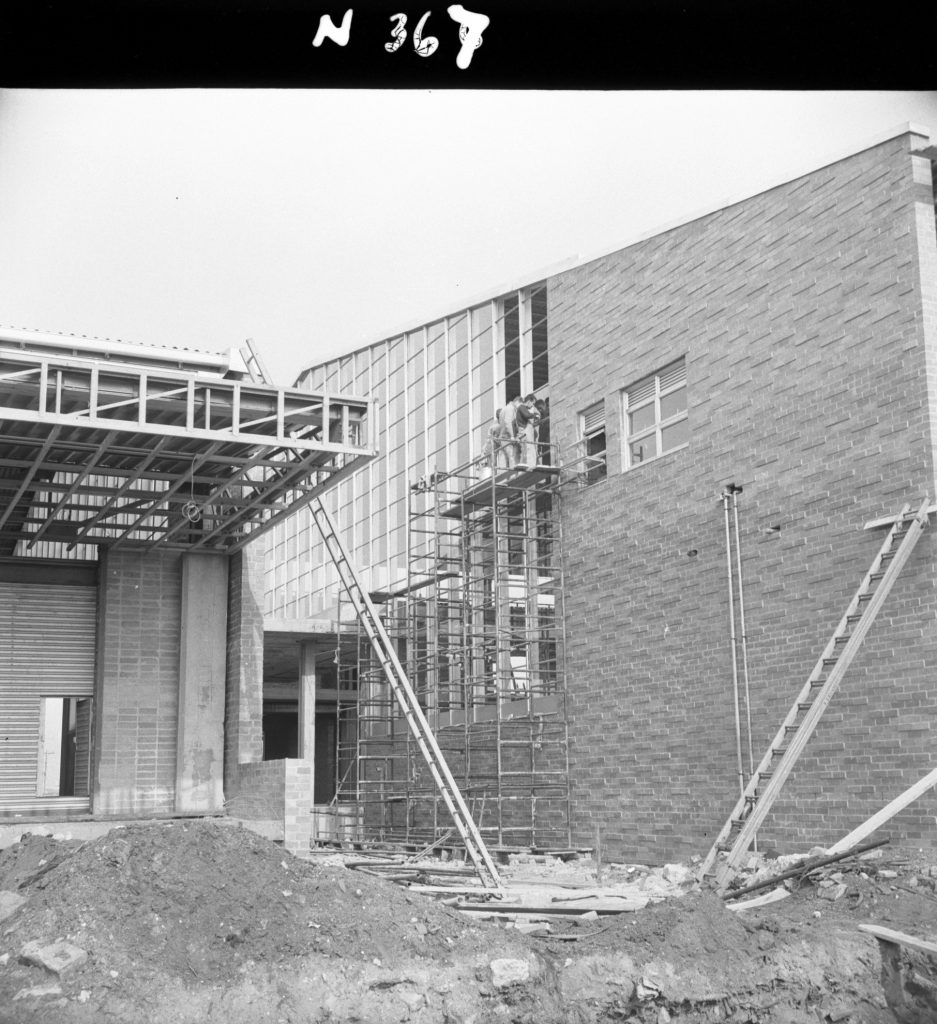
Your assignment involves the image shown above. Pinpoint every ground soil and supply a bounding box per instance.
[0,820,935,1023]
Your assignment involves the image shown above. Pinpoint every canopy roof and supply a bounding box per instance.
[0,334,375,556]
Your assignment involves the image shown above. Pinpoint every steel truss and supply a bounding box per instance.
[0,345,376,553]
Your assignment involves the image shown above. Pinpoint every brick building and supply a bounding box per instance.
[0,330,374,853]
[266,122,937,861]
[4,122,934,866]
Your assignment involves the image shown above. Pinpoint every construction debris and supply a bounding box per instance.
[0,821,935,1023]
[860,923,937,1024]
[721,838,890,901]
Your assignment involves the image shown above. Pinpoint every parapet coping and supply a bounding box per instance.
[295,121,932,382]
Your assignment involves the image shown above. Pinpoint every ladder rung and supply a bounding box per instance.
[700,498,929,887]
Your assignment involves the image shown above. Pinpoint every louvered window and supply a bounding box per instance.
[578,401,607,483]
[621,358,688,469]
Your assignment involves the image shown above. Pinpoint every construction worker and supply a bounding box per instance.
[495,397,520,468]
[515,394,541,468]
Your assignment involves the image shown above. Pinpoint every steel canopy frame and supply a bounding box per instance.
[0,345,378,554]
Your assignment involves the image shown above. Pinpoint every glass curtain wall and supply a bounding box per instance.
[264,282,549,618]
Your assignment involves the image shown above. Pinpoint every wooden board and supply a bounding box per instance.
[828,766,937,855]
[860,924,937,957]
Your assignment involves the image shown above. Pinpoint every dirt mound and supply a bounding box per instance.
[0,821,503,988]
[1,824,934,1023]
[602,893,750,956]
[0,833,84,891]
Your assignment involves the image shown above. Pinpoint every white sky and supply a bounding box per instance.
[2,90,936,386]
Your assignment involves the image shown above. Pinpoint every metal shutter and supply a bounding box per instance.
[0,582,97,811]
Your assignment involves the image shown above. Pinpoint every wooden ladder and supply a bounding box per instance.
[240,337,274,385]
[699,497,931,888]
[310,495,503,888]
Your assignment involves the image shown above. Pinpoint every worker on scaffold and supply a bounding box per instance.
[515,394,541,468]
[494,396,521,468]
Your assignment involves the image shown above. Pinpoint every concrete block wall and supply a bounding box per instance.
[548,128,937,862]
[94,549,182,816]
[226,759,284,819]
[283,759,314,855]
[224,541,265,795]
[228,758,313,856]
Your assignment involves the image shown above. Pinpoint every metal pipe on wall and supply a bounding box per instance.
[722,487,745,799]
[729,485,756,781]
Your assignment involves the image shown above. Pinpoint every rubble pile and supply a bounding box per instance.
[0,821,934,1023]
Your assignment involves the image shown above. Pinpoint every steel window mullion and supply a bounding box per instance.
[488,299,497,424]
[421,325,429,478]
[443,319,452,469]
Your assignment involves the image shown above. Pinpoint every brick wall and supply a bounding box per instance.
[549,129,937,862]
[226,759,285,819]
[224,541,265,794]
[228,758,313,856]
[94,549,182,816]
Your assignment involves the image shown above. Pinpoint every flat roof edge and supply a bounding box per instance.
[294,121,932,383]
[568,121,933,272]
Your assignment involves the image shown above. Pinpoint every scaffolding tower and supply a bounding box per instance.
[333,442,571,853]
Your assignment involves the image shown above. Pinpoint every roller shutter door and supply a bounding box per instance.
[0,582,97,813]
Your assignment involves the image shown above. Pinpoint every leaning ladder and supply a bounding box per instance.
[310,495,503,888]
[700,497,931,888]
[240,337,274,385]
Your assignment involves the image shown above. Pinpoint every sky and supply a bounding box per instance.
[1,90,937,387]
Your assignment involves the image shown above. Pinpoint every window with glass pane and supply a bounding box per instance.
[622,358,688,470]
[500,294,521,401]
[427,321,444,363]
[530,284,549,390]
[471,302,492,343]
[428,360,446,396]
[449,311,468,360]
[579,401,607,484]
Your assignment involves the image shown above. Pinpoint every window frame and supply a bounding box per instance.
[620,358,688,471]
[578,400,607,484]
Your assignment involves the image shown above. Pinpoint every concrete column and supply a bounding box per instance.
[176,552,229,814]
[298,641,317,763]
[223,543,264,795]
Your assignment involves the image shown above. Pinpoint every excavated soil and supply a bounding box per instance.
[0,820,935,1023]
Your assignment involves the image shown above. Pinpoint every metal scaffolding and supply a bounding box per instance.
[332,442,571,853]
